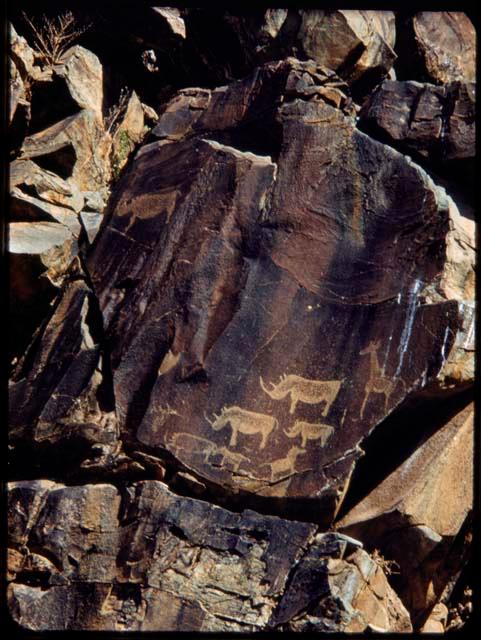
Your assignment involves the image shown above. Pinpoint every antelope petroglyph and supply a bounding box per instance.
[359,340,405,418]
[205,406,278,449]
[284,420,334,448]
[260,374,342,415]
[262,446,306,482]
[213,447,249,472]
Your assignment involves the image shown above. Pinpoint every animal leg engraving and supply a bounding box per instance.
[205,406,278,450]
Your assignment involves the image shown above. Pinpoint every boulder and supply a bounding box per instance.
[338,401,474,627]
[412,12,476,84]
[9,57,28,126]
[9,23,37,80]
[7,480,411,632]
[297,10,397,86]
[269,536,412,632]
[111,91,145,175]
[10,60,468,521]
[11,159,84,214]
[20,110,112,191]
[81,60,460,519]
[152,7,186,39]
[360,80,475,162]
[9,221,78,363]
[53,45,103,117]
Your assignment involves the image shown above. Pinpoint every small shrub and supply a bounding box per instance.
[104,87,130,135]
[22,10,91,66]
[111,130,132,181]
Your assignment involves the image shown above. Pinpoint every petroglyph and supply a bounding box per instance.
[284,420,334,448]
[212,447,249,472]
[170,433,217,463]
[156,403,180,425]
[205,406,278,449]
[262,446,306,482]
[260,374,342,414]
[170,433,250,473]
[360,340,405,418]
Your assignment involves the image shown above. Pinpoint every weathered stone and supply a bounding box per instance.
[338,402,474,627]
[412,12,476,84]
[53,46,103,117]
[152,7,186,39]
[360,80,475,162]
[141,102,159,123]
[9,57,28,125]
[80,211,103,244]
[7,480,410,631]
[9,279,102,446]
[297,10,396,86]
[10,222,77,273]
[20,110,112,190]
[111,91,145,174]
[11,159,85,214]
[8,59,463,520]
[77,61,460,519]
[421,602,448,633]
[9,23,37,80]
[269,536,412,632]
[9,221,78,364]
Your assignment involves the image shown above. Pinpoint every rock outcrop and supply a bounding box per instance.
[7,480,411,632]
[7,9,475,633]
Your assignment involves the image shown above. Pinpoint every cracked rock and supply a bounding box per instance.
[338,401,473,628]
[360,80,475,163]
[7,480,410,632]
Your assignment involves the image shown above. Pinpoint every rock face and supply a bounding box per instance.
[360,80,475,162]
[80,59,461,517]
[338,402,474,627]
[7,480,411,632]
[8,9,475,634]
[412,12,476,84]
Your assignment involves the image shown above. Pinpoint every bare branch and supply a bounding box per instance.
[22,10,92,66]
[104,87,131,135]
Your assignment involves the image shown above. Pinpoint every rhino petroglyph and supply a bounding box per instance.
[205,406,278,449]
[284,420,334,448]
[260,373,343,414]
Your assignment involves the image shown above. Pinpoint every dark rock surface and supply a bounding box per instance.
[360,79,475,163]
[7,8,476,634]
[7,480,411,632]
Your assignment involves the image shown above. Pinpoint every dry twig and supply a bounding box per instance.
[22,10,91,66]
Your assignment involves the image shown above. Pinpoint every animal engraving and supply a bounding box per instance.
[211,447,249,472]
[360,340,405,418]
[205,406,278,449]
[260,374,342,415]
[170,433,217,463]
[156,403,180,425]
[284,421,334,448]
[262,446,306,481]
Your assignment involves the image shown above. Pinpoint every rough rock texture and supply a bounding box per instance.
[8,9,475,633]
[412,12,476,84]
[7,480,411,632]
[338,402,474,627]
[81,59,462,517]
[360,80,475,162]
